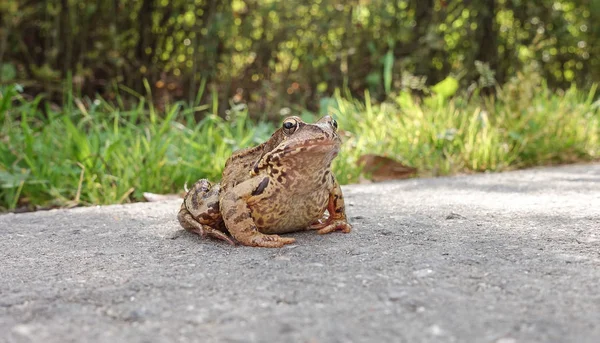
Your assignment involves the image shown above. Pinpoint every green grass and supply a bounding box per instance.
[329,81,599,184]
[0,85,276,211]
[1,77,599,211]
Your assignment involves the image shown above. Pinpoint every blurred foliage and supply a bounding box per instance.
[0,0,598,114]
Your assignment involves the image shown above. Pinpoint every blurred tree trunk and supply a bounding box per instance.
[59,0,72,79]
[413,0,434,78]
[0,26,8,78]
[136,0,154,91]
[475,0,499,84]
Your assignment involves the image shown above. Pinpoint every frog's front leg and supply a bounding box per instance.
[310,179,352,234]
[221,177,296,248]
[178,179,236,245]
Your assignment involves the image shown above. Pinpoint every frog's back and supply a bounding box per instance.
[220,130,286,191]
[220,145,262,189]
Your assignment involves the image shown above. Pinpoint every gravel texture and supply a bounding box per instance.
[1,164,599,343]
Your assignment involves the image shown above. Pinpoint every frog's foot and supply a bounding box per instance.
[309,218,328,230]
[310,219,352,235]
[179,211,236,245]
[189,225,236,245]
[245,232,296,248]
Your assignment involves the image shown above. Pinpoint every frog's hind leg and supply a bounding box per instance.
[178,206,235,245]
[178,179,236,245]
[220,178,296,248]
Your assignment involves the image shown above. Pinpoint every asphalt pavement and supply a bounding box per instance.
[1,164,599,343]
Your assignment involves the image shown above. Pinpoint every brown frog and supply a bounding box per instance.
[177,115,351,248]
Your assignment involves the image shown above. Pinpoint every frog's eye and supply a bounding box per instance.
[331,119,338,130]
[282,119,299,135]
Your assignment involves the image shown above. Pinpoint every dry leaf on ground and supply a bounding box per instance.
[357,154,417,182]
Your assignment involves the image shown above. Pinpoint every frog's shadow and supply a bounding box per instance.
[171,228,317,247]
[172,228,232,245]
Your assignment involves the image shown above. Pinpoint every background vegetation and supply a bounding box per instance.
[1,0,599,211]
[2,0,599,110]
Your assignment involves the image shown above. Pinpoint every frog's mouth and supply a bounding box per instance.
[287,140,340,154]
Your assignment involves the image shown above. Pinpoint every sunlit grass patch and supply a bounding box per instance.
[329,81,599,184]
[0,86,274,211]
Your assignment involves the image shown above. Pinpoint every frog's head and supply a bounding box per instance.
[277,115,341,159]
[253,116,342,175]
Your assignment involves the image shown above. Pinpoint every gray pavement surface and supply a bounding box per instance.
[1,164,599,343]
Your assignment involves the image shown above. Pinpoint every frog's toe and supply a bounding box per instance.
[309,219,328,229]
[248,233,296,248]
[192,226,236,245]
[182,217,236,245]
[187,226,236,245]
[317,220,352,235]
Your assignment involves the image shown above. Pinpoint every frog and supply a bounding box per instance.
[177,115,352,248]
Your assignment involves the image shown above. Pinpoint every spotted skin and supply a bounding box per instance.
[177,115,351,248]
[177,180,234,245]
